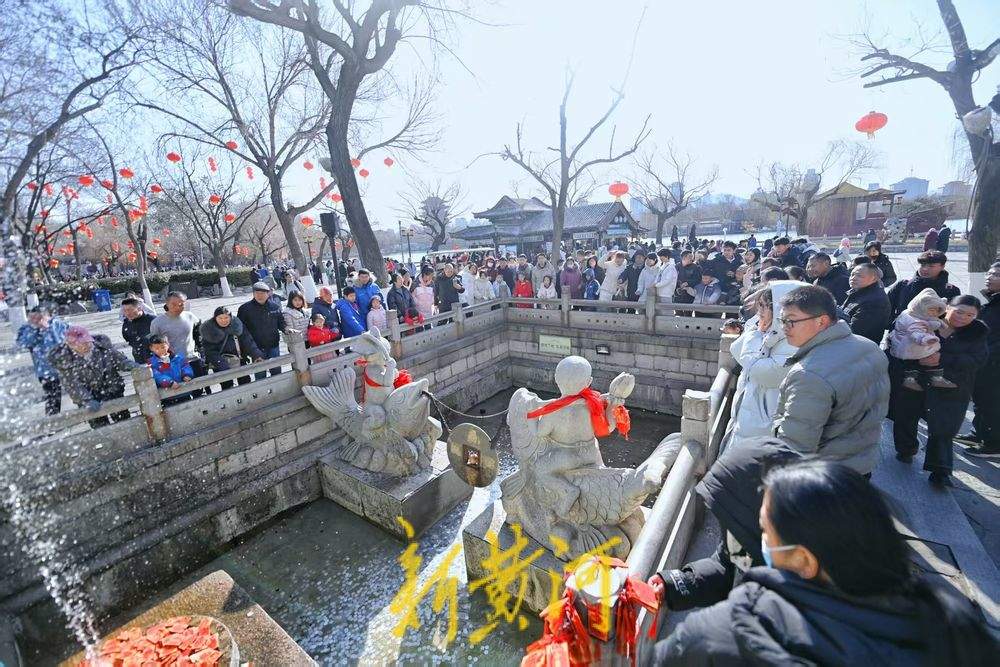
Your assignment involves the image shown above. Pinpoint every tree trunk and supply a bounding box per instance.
[655,213,667,245]
[269,179,308,280]
[212,250,233,297]
[968,152,1000,272]
[429,229,445,251]
[136,245,153,307]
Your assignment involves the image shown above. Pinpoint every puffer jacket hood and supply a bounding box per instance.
[906,287,948,320]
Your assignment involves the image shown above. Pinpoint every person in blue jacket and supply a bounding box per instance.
[16,307,69,415]
[352,268,382,321]
[336,286,367,338]
[147,334,195,405]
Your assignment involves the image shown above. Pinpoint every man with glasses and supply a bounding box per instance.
[771,285,890,476]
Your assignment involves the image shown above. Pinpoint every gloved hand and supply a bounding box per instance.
[86,399,102,413]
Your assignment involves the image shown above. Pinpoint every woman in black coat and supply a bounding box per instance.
[864,241,897,287]
[889,295,988,485]
[654,462,996,666]
[200,306,263,389]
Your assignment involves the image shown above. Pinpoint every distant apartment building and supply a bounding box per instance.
[891,177,930,200]
[938,180,972,198]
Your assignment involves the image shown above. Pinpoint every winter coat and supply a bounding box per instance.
[493,279,512,299]
[654,567,961,666]
[311,297,341,332]
[636,265,660,299]
[559,266,583,299]
[306,324,339,348]
[886,270,961,320]
[412,283,436,319]
[121,313,156,363]
[282,306,310,332]
[772,245,803,268]
[692,278,722,305]
[199,315,263,367]
[458,269,476,306]
[654,261,678,303]
[832,240,854,264]
[536,283,557,307]
[936,318,989,394]
[584,279,600,300]
[434,273,464,311]
[740,260,760,296]
[923,228,939,251]
[237,297,285,351]
[597,256,628,298]
[499,266,516,292]
[888,288,949,360]
[17,318,70,380]
[367,307,388,331]
[842,282,891,344]
[149,353,194,388]
[530,261,555,295]
[773,321,890,474]
[729,281,801,441]
[335,299,366,338]
[352,281,381,320]
[936,226,952,252]
[710,254,742,290]
[621,262,645,300]
[813,262,850,304]
[513,280,534,307]
[870,252,897,287]
[675,263,702,294]
[980,290,1000,363]
[47,334,134,405]
[472,276,495,304]
[386,286,414,320]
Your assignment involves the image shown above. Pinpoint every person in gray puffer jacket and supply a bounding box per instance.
[771,285,889,475]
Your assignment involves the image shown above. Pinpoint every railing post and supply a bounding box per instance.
[386,308,402,359]
[719,332,738,371]
[680,389,711,454]
[131,365,169,443]
[451,302,464,339]
[284,329,313,387]
[645,285,657,333]
[560,290,571,327]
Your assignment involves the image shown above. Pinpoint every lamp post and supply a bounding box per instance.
[320,212,345,296]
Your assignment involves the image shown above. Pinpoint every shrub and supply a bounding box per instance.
[34,268,256,305]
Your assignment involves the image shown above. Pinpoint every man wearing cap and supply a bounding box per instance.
[238,282,286,378]
[352,268,381,322]
[48,325,136,428]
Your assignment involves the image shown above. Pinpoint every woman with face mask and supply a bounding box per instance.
[653,461,997,665]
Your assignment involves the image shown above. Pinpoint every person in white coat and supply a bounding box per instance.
[636,253,661,300]
[458,261,476,306]
[597,250,628,302]
[653,248,678,303]
[727,280,805,443]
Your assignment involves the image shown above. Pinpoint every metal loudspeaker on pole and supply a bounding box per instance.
[320,211,345,296]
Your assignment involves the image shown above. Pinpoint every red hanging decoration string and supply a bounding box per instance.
[522,588,593,667]
[614,575,659,665]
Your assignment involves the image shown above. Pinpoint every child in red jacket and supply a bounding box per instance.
[307,313,340,362]
[513,272,534,308]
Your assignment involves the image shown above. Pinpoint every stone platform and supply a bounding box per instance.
[318,440,471,539]
[61,570,314,666]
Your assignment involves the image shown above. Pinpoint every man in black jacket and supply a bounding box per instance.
[120,297,156,362]
[841,263,891,344]
[711,241,742,296]
[311,286,341,332]
[886,250,960,320]
[806,253,850,304]
[770,237,803,269]
[434,263,465,314]
[958,262,1000,457]
[237,282,286,378]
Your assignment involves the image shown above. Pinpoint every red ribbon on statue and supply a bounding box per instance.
[526,388,630,439]
[522,588,592,667]
[355,359,412,403]
[614,575,660,665]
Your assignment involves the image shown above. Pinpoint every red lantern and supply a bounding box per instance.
[300,216,314,226]
[48,258,60,268]
[359,168,370,178]
[346,238,354,248]
[350,158,361,168]
[85,228,94,240]
[331,193,342,202]
[209,194,221,206]
[383,157,394,167]
[129,209,144,221]
[27,182,38,191]
[119,167,134,179]
[150,184,163,193]
[139,195,148,211]
[303,160,314,170]
[208,157,217,173]
[40,209,50,219]
[319,177,327,189]
[166,152,182,163]
[111,241,121,252]
[127,252,137,262]
[44,183,53,196]
[101,179,114,189]
[96,217,104,226]
[246,166,254,180]
[855,111,888,138]
[152,238,162,245]
[224,212,236,223]
[608,181,629,199]
[34,224,46,234]
[110,217,119,227]
[78,175,94,187]
[127,239,135,249]
[62,229,71,237]
[225,140,239,150]
[148,251,158,260]
[334,239,342,250]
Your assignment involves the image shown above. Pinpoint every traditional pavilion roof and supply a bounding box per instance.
[455,198,644,240]
[818,182,904,201]
[473,195,549,217]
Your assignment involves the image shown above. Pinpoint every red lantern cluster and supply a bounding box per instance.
[27,182,38,191]
[855,111,888,138]
[331,193,342,202]
[208,157,218,173]
[150,184,163,194]
[246,166,254,180]
[101,179,114,189]
[609,181,629,199]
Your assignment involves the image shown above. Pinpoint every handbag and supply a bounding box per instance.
[220,333,242,370]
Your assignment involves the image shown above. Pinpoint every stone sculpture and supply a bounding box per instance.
[503,356,679,561]
[302,328,442,476]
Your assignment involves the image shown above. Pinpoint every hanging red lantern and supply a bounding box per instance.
[40,209,50,219]
[300,216,314,226]
[350,158,361,168]
[127,252,137,262]
[383,157,394,167]
[44,183,53,196]
[62,229,71,237]
[127,239,135,248]
[208,157,217,173]
[106,194,114,204]
[246,166,254,180]
[225,140,239,150]
[150,184,163,194]
[101,179,114,189]
[85,229,94,240]
[855,111,888,138]
[139,195,148,211]
[224,212,236,223]
[110,217,119,227]
[330,193,342,202]
[166,152,182,163]
[48,258,60,269]
[96,216,105,226]
[209,194,221,205]
[152,238,162,245]
[359,168,370,178]
[148,251,158,260]
[78,175,95,187]
[303,160,314,170]
[119,167,134,179]
[111,241,121,252]
[608,181,629,199]
[319,176,327,189]
[27,182,38,191]
[129,209,144,221]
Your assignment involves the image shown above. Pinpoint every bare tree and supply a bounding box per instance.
[752,140,879,236]
[397,179,464,251]
[157,149,267,295]
[226,0,450,282]
[851,1,1000,270]
[633,143,718,244]
[244,208,287,264]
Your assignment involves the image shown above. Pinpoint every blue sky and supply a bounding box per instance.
[286,0,1000,229]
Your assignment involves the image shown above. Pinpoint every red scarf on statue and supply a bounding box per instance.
[526,388,630,439]
[355,359,412,403]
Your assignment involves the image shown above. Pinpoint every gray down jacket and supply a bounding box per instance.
[772,320,889,474]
